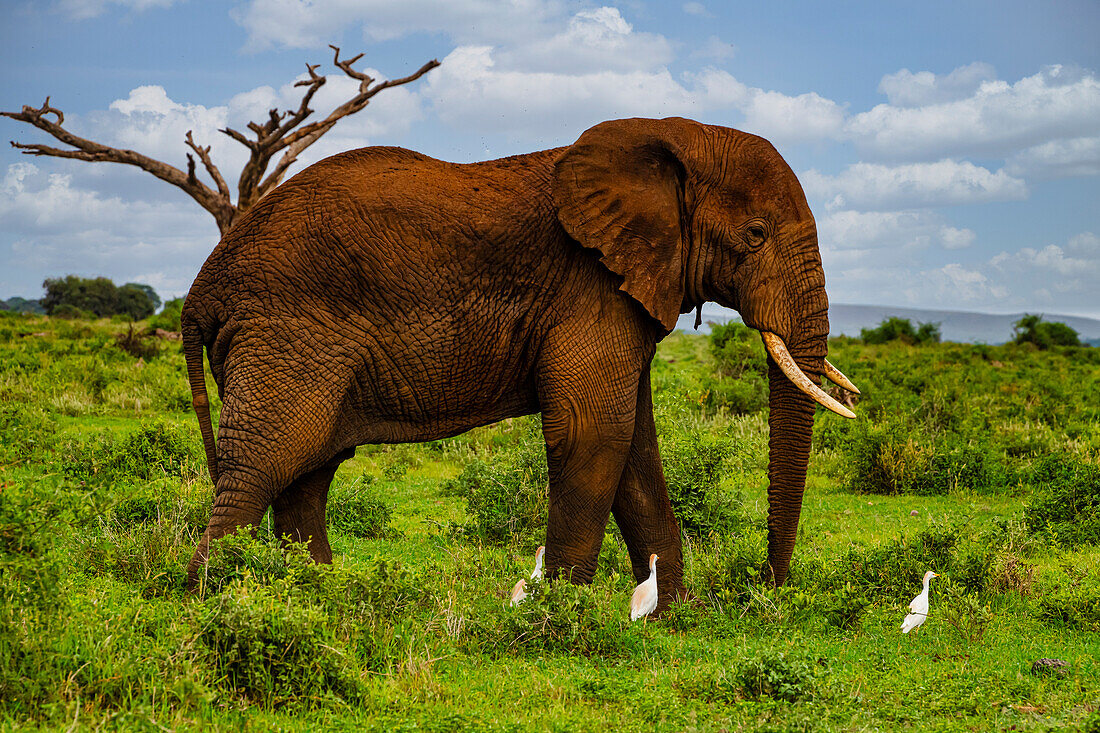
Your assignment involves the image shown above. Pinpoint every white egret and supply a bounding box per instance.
[630,553,659,621]
[901,570,938,633]
[509,545,545,607]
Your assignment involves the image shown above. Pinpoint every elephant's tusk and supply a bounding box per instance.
[761,332,856,419]
[823,358,860,394]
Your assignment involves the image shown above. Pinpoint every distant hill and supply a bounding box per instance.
[677,303,1100,345]
[0,296,45,315]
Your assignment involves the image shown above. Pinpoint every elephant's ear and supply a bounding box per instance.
[553,118,691,333]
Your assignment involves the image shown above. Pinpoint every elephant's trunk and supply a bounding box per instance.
[762,304,830,586]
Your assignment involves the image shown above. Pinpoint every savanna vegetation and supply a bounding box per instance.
[1,311,1098,731]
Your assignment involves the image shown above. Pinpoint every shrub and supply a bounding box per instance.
[709,320,767,378]
[470,577,638,657]
[815,581,872,630]
[845,422,1006,496]
[834,526,965,601]
[198,534,430,707]
[147,298,183,332]
[446,420,548,545]
[1024,456,1100,546]
[660,428,742,537]
[861,317,940,345]
[328,475,397,539]
[1013,314,1081,349]
[736,651,815,702]
[705,321,769,414]
[200,581,365,707]
[690,525,769,608]
[115,324,159,360]
[51,303,94,320]
[62,422,199,484]
[1034,568,1100,631]
[701,372,768,415]
[939,581,993,643]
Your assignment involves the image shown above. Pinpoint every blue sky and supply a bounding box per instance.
[2,0,1098,317]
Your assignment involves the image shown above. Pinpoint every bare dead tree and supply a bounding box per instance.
[1,46,439,235]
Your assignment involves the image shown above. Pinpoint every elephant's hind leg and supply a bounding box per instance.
[186,363,349,586]
[272,447,355,563]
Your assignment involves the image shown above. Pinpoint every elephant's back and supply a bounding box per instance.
[191,143,568,329]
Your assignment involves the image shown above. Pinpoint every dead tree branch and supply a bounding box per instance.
[2,50,440,235]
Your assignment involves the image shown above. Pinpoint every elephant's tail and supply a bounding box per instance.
[181,309,219,486]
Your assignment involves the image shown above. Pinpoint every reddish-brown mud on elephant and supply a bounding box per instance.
[180,116,857,611]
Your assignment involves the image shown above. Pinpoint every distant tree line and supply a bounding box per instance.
[857,314,1084,349]
[860,317,942,345]
[0,296,45,315]
[40,276,161,320]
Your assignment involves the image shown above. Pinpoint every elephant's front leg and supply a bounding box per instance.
[611,367,685,613]
[538,341,645,584]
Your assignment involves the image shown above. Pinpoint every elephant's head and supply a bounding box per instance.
[552,116,858,586]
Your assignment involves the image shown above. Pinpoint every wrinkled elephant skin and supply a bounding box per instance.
[182,117,842,609]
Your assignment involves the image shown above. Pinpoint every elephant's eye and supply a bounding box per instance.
[743,221,768,249]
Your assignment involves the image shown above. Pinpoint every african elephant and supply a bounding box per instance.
[181,116,857,607]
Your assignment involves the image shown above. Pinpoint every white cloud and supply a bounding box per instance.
[922,263,1009,302]
[877,62,997,107]
[991,242,1100,279]
[683,2,712,17]
[815,210,977,277]
[741,89,846,144]
[849,65,1100,161]
[939,226,975,250]
[825,231,1100,316]
[1006,136,1100,179]
[0,162,215,299]
[691,35,736,61]
[684,68,848,143]
[501,7,674,73]
[423,46,703,144]
[1068,231,1100,255]
[56,0,177,21]
[802,160,1027,211]
[233,0,563,50]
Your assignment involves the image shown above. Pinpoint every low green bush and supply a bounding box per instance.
[75,481,209,596]
[148,298,183,332]
[470,576,640,658]
[735,650,816,702]
[328,475,397,539]
[198,534,431,707]
[445,419,548,546]
[62,421,200,484]
[832,525,969,601]
[1024,456,1100,546]
[844,420,1008,496]
[1034,569,1100,632]
[860,317,940,345]
[690,525,769,608]
[660,428,742,538]
[51,303,94,320]
[705,320,768,414]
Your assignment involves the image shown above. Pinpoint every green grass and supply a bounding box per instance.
[1,313,1098,731]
